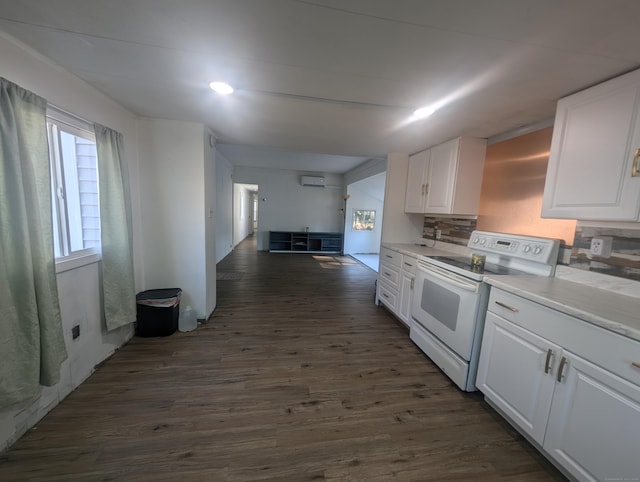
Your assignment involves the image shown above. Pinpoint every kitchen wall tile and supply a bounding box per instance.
[422,217,477,246]
[570,224,640,282]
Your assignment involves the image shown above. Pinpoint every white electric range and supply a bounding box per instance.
[410,231,561,391]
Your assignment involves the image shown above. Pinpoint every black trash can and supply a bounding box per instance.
[136,288,182,337]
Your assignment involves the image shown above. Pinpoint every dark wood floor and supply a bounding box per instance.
[0,236,566,481]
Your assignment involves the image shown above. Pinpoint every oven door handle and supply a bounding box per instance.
[417,263,479,293]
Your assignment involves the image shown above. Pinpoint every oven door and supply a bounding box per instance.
[411,261,482,361]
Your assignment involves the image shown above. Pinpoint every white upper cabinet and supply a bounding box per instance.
[404,149,430,213]
[404,137,486,215]
[425,139,459,213]
[542,68,640,221]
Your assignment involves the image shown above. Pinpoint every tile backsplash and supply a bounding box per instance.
[570,224,640,282]
[421,216,640,283]
[415,129,640,283]
[422,217,477,246]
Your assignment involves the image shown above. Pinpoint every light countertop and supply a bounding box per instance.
[485,276,640,343]
[382,242,470,259]
[382,242,640,343]
[383,241,640,341]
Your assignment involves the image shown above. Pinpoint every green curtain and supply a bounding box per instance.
[0,78,67,408]
[94,124,136,331]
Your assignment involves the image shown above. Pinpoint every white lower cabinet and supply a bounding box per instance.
[544,352,640,482]
[377,247,402,314]
[477,288,640,482]
[377,248,416,328]
[377,279,398,312]
[398,255,416,327]
[477,312,559,445]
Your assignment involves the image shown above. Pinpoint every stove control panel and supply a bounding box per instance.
[469,231,560,266]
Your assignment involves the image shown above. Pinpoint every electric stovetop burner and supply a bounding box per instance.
[428,256,530,276]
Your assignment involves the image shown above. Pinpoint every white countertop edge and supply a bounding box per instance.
[555,265,640,299]
[381,242,471,260]
[381,242,640,343]
[485,276,640,343]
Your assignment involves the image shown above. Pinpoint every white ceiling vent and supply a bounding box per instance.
[301,175,326,187]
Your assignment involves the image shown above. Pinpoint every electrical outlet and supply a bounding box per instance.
[436,229,442,240]
[72,324,80,339]
[590,236,613,258]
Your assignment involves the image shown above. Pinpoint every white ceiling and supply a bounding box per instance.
[216,143,375,173]
[1,0,640,173]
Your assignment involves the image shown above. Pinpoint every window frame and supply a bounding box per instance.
[351,209,376,231]
[46,107,101,273]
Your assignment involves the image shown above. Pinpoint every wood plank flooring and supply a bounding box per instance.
[0,236,566,481]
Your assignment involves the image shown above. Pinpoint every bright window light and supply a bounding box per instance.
[352,210,376,231]
[209,81,234,95]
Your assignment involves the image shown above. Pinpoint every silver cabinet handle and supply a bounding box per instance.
[425,183,429,196]
[544,349,554,374]
[632,362,640,369]
[404,262,414,267]
[382,293,389,299]
[385,254,393,259]
[495,301,519,312]
[557,356,568,382]
[410,278,414,290]
[633,148,640,177]
[384,271,392,277]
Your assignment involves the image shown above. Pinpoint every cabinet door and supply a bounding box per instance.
[404,149,429,213]
[476,312,559,445]
[398,271,414,327]
[425,138,458,213]
[543,351,640,482]
[542,69,640,220]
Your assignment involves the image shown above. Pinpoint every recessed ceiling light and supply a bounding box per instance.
[412,106,436,120]
[209,81,234,95]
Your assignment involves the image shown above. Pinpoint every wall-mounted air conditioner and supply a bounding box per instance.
[301,176,326,187]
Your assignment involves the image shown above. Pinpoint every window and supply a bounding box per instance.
[352,209,376,231]
[47,110,100,259]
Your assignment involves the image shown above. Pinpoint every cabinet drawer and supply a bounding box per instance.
[378,281,399,311]
[380,247,402,268]
[488,288,640,387]
[401,255,417,274]
[378,263,400,289]
[487,289,538,326]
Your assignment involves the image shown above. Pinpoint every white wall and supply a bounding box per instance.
[381,153,424,244]
[233,167,345,251]
[0,31,139,451]
[215,151,234,263]
[137,118,208,318]
[343,183,385,255]
[203,130,217,318]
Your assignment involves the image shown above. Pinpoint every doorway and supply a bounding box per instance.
[343,172,386,272]
[233,183,259,248]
